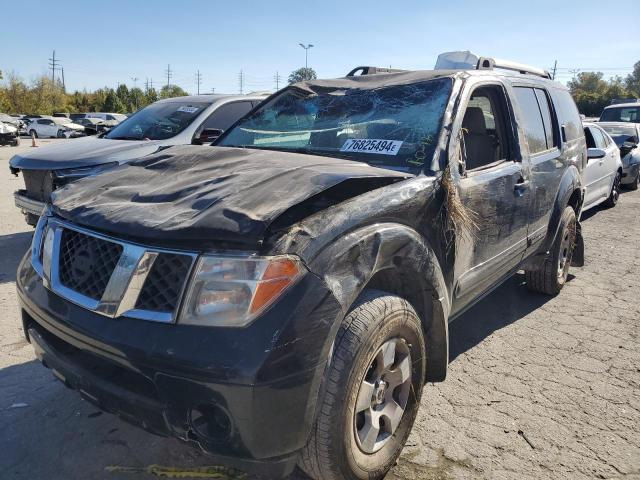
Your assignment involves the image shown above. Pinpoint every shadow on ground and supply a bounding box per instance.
[0,231,32,284]
[1,273,554,480]
[449,272,553,361]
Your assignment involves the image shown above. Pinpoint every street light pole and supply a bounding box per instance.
[298,43,314,69]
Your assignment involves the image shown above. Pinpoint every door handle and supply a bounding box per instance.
[514,177,530,196]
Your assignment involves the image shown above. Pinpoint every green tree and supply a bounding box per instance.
[626,61,640,97]
[128,87,145,112]
[160,85,188,99]
[145,87,159,104]
[102,89,125,113]
[568,71,630,116]
[288,67,317,84]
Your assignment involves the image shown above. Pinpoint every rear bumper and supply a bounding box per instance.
[17,252,342,477]
[14,190,45,217]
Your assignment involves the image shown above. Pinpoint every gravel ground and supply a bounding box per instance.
[0,139,638,480]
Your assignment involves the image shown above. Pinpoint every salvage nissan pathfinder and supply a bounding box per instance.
[17,55,587,479]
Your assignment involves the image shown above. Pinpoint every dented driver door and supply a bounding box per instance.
[450,81,531,314]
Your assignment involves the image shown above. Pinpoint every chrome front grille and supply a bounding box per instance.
[31,215,197,323]
[59,229,123,301]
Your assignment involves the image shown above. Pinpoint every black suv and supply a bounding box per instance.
[17,58,586,479]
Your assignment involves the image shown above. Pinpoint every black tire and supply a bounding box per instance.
[525,206,577,295]
[627,170,639,191]
[56,129,66,138]
[298,290,426,480]
[29,129,37,138]
[603,171,621,208]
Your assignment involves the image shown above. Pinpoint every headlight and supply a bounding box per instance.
[52,162,119,183]
[180,255,305,327]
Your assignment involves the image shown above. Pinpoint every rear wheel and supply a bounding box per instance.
[298,290,426,480]
[56,129,66,138]
[525,206,577,295]
[603,171,621,208]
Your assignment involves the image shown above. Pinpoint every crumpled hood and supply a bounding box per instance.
[52,145,411,248]
[9,136,163,170]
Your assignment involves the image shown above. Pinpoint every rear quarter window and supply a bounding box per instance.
[551,89,582,142]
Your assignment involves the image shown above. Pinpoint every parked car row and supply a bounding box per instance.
[6,52,637,479]
[9,93,266,224]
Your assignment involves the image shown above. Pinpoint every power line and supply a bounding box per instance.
[48,50,62,85]
[274,71,282,90]
[195,70,202,95]
[165,64,173,88]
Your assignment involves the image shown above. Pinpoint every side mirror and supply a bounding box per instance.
[587,147,606,159]
[622,141,638,149]
[195,128,223,145]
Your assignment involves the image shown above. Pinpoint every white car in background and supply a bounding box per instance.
[598,122,640,190]
[582,122,623,211]
[27,117,85,138]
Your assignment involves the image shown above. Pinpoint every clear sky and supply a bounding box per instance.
[1,0,638,94]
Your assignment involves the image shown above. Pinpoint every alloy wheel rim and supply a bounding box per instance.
[353,338,412,454]
[557,221,575,281]
[613,174,620,202]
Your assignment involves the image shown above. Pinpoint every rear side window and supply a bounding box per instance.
[590,126,607,149]
[513,87,547,154]
[534,89,557,149]
[551,89,582,142]
[202,101,253,131]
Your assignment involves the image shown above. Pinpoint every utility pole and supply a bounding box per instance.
[48,50,61,84]
[569,68,580,81]
[131,77,139,88]
[274,71,282,90]
[61,67,66,91]
[239,69,244,95]
[165,64,172,88]
[211,87,216,94]
[551,60,557,80]
[298,43,314,69]
[195,70,202,95]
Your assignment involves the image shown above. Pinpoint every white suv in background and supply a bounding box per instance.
[27,117,85,138]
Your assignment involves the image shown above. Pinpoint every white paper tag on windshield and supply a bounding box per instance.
[340,139,403,155]
[177,106,199,114]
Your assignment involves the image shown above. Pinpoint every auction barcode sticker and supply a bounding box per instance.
[340,139,403,155]
[177,106,199,114]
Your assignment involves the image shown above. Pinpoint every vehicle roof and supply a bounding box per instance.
[155,94,268,105]
[603,102,640,109]
[295,68,564,92]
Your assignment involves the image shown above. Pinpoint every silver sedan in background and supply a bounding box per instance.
[598,122,640,190]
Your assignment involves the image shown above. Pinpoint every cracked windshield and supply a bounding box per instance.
[219,77,452,173]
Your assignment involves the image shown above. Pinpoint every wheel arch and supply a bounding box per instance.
[308,222,451,383]
[537,165,584,257]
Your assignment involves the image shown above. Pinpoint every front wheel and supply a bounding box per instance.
[298,290,426,480]
[603,171,621,208]
[525,206,577,295]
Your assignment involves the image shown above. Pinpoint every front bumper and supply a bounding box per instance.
[17,252,342,477]
[14,190,45,217]
[0,132,18,144]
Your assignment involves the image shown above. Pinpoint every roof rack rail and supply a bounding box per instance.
[476,57,551,80]
[346,66,406,77]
